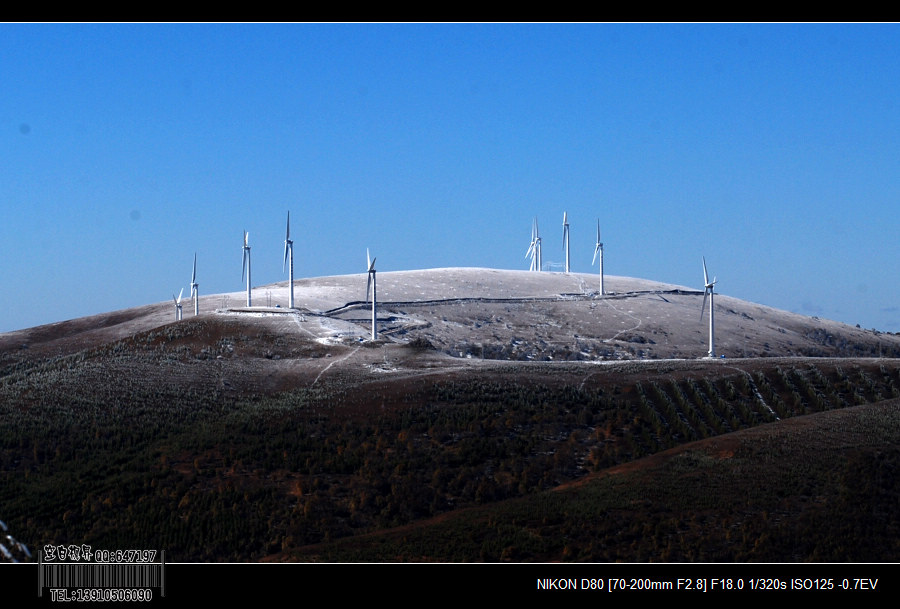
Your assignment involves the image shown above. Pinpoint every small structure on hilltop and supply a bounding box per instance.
[700,256,718,358]
[241,231,252,307]
[366,249,377,341]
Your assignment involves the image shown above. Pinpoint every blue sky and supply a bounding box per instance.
[3,23,900,333]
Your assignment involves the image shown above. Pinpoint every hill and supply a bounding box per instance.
[284,398,900,562]
[1,268,898,563]
[3,268,899,363]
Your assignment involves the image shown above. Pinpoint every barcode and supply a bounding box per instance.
[41,563,163,588]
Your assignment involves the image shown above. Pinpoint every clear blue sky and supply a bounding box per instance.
[3,23,900,333]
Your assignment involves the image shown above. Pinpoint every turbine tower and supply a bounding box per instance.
[535,217,542,271]
[190,253,199,316]
[592,219,604,295]
[242,231,252,307]
[366,249,377,340]
[562,211,570,273]
[700,256,718,358]
[173,288,184,321]
[283,211,294,309]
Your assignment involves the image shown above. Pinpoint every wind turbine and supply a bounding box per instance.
[562,211,570,273]
[525,217,544,271]
[242,231,252,307]
[592,219,604,295]
[173,288,184,321]
[366,249,377,340]
[700,256,718,358]
[190,253,199,316]
[283,211,294,309]
[526,218,538,271]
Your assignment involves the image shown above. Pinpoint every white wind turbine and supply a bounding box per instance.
[525,218,537,271]
[283,211,294,309]
[190,253,199,316]
[173,288,184,321]
[526,221,535,271]
[592,219,604,295]
[366,249,377,340]
[562,211,570,273]
[525,217,540,271]
[700,256,718,358]
[242,231,252,307]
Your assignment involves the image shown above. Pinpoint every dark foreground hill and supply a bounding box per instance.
[1,269,898,562]
[285,398,900,562]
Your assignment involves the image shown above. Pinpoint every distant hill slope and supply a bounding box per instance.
[3,268,897,362]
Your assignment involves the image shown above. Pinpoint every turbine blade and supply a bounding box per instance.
[177,288,183,304]
[701,289,708,321]
[702,256,709,286]
[592,243,600,266]
[283,242,289,274]
[285,211,290,241]
[192,253,197,284]
[367,248,371,270]
[366,272,372,302]
[242,249,247,282]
